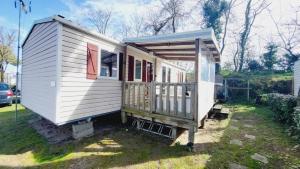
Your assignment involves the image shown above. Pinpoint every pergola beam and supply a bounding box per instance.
[162,57,195,61]
[139,41,195,47]
[157,53,195,56]
[150,48,195,52]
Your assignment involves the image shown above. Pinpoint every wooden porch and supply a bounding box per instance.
[121,82,198,129]
[121,29,221,146]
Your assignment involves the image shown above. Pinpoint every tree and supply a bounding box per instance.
[145,9,172,35]
[0,27,16,82]
[248,60,262,72]
[88,9,112,35]
[161,0,186,33]
[279,53,298,71]
[237,0,270,72]
[269,8,300,69]
[262,42,278,71]
[202,0,229,40]
[220,0,237,55]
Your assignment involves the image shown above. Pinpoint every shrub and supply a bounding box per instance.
[293,107,300,136]
[261,93,300,137]
[263,93,297,124]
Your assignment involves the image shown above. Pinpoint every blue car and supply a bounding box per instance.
[0,83,13,106]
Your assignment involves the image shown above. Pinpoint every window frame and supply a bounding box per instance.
[98,48,119,80]
[134,59,142,81]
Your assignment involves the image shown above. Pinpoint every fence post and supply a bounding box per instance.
[247,80,250,101]
[224,79,228,100]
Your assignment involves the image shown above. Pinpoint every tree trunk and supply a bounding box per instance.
[0,71,4,82]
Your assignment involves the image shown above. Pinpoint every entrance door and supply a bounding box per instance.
[146,62,153,82]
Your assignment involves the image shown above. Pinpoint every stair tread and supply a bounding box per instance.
[213,104,223,110]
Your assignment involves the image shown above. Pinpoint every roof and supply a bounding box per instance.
[23,15,221,62]
[22,15,123,47]
[123,29,221,62]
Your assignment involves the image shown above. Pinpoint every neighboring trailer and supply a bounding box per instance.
[22,15,187,125]
[294,59,300,96]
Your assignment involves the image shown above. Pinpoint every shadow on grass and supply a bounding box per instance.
[0,103,299,168]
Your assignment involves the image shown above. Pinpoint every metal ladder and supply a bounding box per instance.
[131,118,176,139]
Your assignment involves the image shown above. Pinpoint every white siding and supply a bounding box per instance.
[21,22,59,122]
[197,41,216,123]
[57,25,124,124]
[156,58,186,83]
[294,59,300,96]
[126,46,186,82]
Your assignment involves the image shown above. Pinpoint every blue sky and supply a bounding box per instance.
[0,0,299,73]
[0,0,72,38]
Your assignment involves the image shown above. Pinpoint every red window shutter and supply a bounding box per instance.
[119,53,123,81]
[128,55,134,81]
[87,43,98,80]
[148,62,153,82]
[142,60,147,82]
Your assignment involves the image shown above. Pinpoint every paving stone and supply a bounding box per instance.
[244,124,254,128]
[230,126,239,130]
[292,145,299,151]
[244,134,256,140]
[230,139,243,146]
[251,153,268,164]
[229,163,248,169]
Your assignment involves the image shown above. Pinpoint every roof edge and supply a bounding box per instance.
[22,15,124,47]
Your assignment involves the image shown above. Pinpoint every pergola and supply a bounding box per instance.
[123,28,220,62]
[121,28,221,145]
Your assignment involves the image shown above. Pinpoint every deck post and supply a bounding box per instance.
[121,46,127,124]
[224,79,228,100]
[166,83,170,115]
[173,84,178,116]
[159,83,163,113]
[187,126,196,151]
[194,39,199,126]
[247,80,250,101]
[181,84,186,117]
[121,111,127,124]
[121,46,127,108]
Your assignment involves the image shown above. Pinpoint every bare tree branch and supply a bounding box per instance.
[88,9,112,35]
[0,27,16,82]
[220,0,238,55]
[237,0,270,71]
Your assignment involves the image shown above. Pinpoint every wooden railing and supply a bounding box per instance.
[123,82,197,120]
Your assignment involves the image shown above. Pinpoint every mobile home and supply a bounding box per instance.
[22,15,220,145]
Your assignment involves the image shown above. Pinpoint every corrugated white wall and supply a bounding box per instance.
[197,41,216,123]
[156,58,186,83]
[294,59,300,96]
[21,21,59,122]
[57,24,124,124]
[126,46,186,82]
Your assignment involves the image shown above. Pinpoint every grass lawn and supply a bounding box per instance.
[0,104,299,169]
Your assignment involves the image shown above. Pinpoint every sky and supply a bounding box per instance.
[0,0,299,73]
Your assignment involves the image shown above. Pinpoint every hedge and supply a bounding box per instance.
[259,93,300,137]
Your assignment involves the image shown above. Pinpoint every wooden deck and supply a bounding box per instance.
[121,81,198,130]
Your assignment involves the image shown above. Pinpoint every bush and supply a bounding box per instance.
[261,93,300,137]
[293,108,300,136]
[263,93,297,123]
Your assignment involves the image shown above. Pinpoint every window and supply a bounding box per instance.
[162,66,166,83]
[100,50,118,78]
[135,60,142,80]
[201,55,209,81]
[167,68,171,82]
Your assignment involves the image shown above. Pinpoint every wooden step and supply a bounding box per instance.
[221,108,230,115]
[213,104,223,110]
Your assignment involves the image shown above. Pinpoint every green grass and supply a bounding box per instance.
[0,104,299,168]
